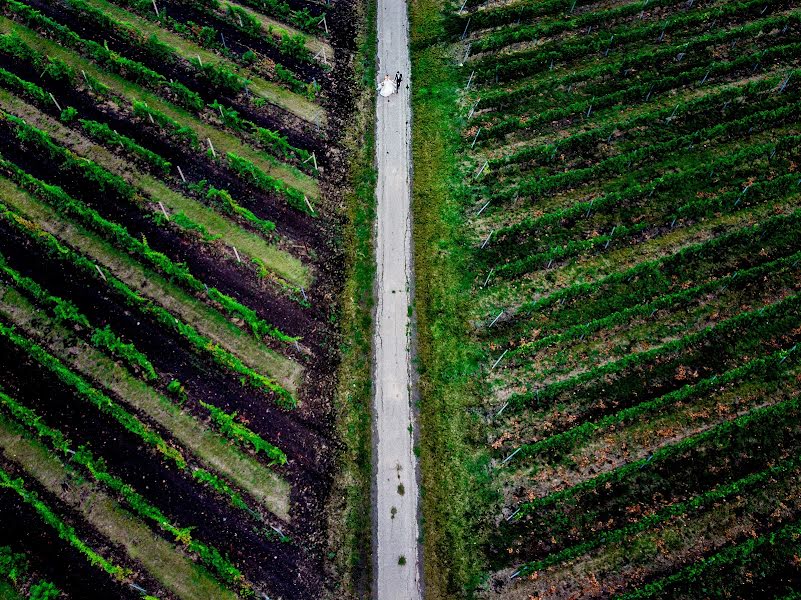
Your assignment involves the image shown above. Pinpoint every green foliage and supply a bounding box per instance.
[132,101,199,147]
[0,390,251,595]
[3,0,203,110]
[0,200,296,406]
[0,251,158,382]
[0,467,128,581]
[58,106,78,123]
[274,63,317,100]
[0,67,49,105]
[232,0,326,36]
[200,401,286,464]
[91,326,158,381]
[189,178,276,235]
[226,152,309,213]
[79,118,172,174]
[0,546,28,585]
[27,581,60,600]
[0,321,187,468]
[0,114,297,351]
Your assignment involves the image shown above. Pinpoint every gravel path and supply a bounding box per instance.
[372,0,421,598]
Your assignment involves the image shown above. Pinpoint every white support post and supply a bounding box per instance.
[48,92,62,112]
[491,349,508,370]
[94,265,107,281]
[207,138,216,157]
[177,165,186,182]
[304,195,315,215]
[480,228,493,249]
[475,159,488,179]
[157,201,169,220]
[151,0,159,15]
[466,69,475,91]
[232,245,241,263]
[470,126,481,149]
[318,15,328,35]
[197,54,203,67]
[468,97,480,119]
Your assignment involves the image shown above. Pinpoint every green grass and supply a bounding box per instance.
[0,174,303,391]
[328,0,376,594]
[0,282,292,519]
[410,0,497,596]
[0,16,320,198]
[0,86,310,287]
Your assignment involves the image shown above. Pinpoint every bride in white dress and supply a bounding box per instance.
[379,74,395,97]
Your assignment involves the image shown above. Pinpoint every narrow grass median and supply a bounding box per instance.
[410,0,496,596]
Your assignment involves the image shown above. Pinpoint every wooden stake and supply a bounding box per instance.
[94,265,107,281]
[197,54,203,67]
[304,195,315,215]
[489,310,503,327]
[157,201,169,220]
[475,160,488,179]
[232,245,241,263]
[465,69,475,90]
[483,268,494,288]
[177,165,186,182]
[207,138,216,157]
[151,0,158,15]
[476,199,491,216]
[318,15,328,35]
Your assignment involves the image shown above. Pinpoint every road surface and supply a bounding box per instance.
[373,0,421,598]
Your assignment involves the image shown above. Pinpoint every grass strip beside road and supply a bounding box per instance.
[329,0,376,594]
[410,0,497,596]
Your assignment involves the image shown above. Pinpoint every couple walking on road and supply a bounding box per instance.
[379,71,404,98]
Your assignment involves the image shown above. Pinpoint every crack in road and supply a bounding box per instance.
[372,0,421,598]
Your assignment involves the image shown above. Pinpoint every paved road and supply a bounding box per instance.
[373,0,421,598]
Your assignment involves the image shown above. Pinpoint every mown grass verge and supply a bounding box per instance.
[328,0,376,595]
[409,0,497,596]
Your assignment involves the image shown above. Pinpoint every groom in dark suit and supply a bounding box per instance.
[395,71,403,92]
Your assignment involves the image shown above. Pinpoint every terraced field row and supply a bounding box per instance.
[411,0,801,597]
[0,0,362,598]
